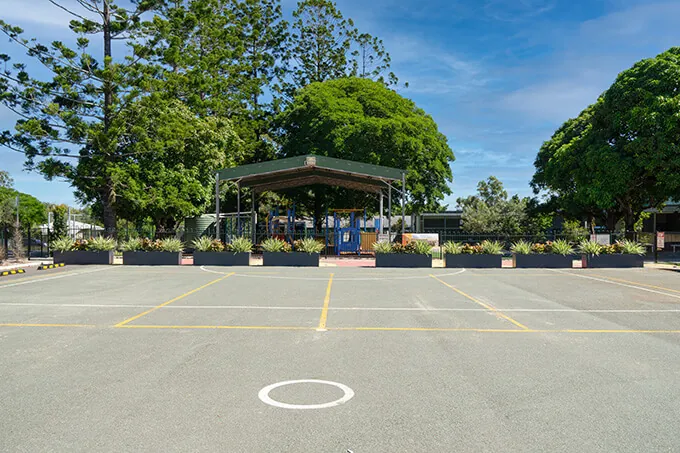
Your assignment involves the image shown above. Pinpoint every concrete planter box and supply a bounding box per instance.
[513,254,578,268]
[53,250,114,265]
[263,252,319,267]
[585,254,644,268]
[122,251,181,265]
[375,253,432,268]
[193,252,250,266]
[445,254,502,268]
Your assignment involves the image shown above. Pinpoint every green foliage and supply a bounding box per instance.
[480,240,503,255]
[192,237,224,252]
[373,241,393,254]
[406,240,432,256]
[0,170,12,188]
[277,77,453,217]
[510,240,532,255]
[160,238,184,253]
[120,238,144,252]
[262,238,291,253]
[533,47,680,229]
[0,188,47,228]
[562,220,589,243]
[578,240,602,256]
[618,239,646,255]
[442,241,464,255]
[50,205,68,242]
[550,239,575,256]
[229,237,254,254]
[51,237,74,253]
[86,237,117,252]
[294,237,324,254]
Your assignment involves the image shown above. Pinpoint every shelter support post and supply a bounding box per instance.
[388,185,392,242]
[379,191,384,235]
[653,212,658,263]
[251,190,257,245]
[401,172,406,237]
[237,182,241,237]
[215,173,220,241]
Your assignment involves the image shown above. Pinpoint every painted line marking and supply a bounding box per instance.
[317,273,334,331]
[116,325,313,330]
[0,267,116,289]
[0,323,94,328]
[589,273,680,294]
[258,380,354,410]
[429,274,530,330]
[113,272,235,327]
[550,270,680,301]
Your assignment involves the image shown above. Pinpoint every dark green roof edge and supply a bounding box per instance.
[217,155,404,182]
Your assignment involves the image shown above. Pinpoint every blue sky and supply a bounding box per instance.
[1,0,680,209]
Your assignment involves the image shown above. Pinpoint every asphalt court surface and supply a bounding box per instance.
[2,264,680,451]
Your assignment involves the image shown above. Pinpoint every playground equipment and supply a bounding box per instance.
[330,209,379,256]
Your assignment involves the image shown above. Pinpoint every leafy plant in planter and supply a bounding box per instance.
[261,238,292,253]
[550,239,575,256]
[192,237,225,252]
[446,240,503,268]
[374,240,432,268]
[121,237,183,265]
[480,240,503,255]
[373,241,393,254]
[193,237,251,266]
[52,236,115,265]
[513,239,576,268]
[51,237,74,252]
[579,239,645,268]
[510,240,532,255]
[442,241,464,255]
[294,238,324,254]
[262,237,316,266]
[229,237,254,254]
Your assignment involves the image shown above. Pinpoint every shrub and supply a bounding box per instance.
[87,236,116,251]
[230,237,253,253]
[262,238,290,253]
[72,239,89,251]
[406,240,432,255]
[578,239,602,256]
[0,244,6,264]
[550,239,575,255]
[480,240,503,255]
[510,240,532,255]
[160,238,183,252]
[373,241,393,254]
[442,241,464,255]
[294,237,324,254]
[461,243,481,254]
[531,242,546,254]
[192,237,224,252]
[52,236,74,252]
[619,239,646,255]
[10,224,25,260]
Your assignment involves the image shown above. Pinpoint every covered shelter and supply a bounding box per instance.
[215,155,406,244]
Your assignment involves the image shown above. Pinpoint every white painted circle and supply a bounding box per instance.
[258,379,354,410]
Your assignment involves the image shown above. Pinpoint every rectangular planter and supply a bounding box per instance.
[53,250,114,265]
[375,253,432,268]
[193,252,250,266]
[445,254,502,268]
[263,252,319,267]
[122,251,181,266]
[513,254,578,269]
[585,254,644,268]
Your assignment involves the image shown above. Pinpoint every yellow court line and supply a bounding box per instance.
[117,325,313,330]
[590,273,680,294]
[114,272,235,327]
[329,327,530,332]
[0,323,94,328]
[317,273,334,331]
[429,274,530,330]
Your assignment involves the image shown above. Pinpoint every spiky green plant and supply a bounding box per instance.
[86,236,116,251]
[119,238,143,252]
[551,239,575,256]
[160,238,183,253]
[510,240,532,255]
[618,239,646,255]
[230,237,254,253]
[373,241,393,254]
[51,236,74,252]
[480,240,503,255]
[578,239,602,256]
[192,237,224,252]
[442,241,464,255]
[262,238,289,253]
[407,240,433,255]
[295,237,324,254]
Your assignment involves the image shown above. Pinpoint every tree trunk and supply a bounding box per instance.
[314,186,325,232]
[101,183,117,238]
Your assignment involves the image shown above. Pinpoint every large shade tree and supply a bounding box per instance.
[277,77,454,222]
[532,47,680,230]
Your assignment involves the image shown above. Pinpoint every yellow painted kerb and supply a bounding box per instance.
[114,272,235,327]
[317,273,335,330]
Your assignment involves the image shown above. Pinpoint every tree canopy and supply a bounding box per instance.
[532,47,680,229]
[276,77,454,219]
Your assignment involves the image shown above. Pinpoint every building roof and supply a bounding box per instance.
[217,155,404,194]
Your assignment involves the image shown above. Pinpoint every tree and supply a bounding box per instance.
[286,0,397,94]
[532,47,680,230]
[277,77,454,222]
[0,1,157,233]
[0,169,12,188]
[50,204,68,242]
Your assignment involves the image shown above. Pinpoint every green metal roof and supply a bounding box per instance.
[217,155,404,193]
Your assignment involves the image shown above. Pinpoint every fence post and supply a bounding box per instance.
[27,224,31,259]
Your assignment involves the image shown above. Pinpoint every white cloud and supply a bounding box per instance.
[1,0,88,28]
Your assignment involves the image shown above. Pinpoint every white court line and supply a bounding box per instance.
[550,269,680,301]
[199,265,466,280]
[0,267,117,289]
[3,302,680,313]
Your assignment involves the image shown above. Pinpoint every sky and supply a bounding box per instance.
[1,0,680,209]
